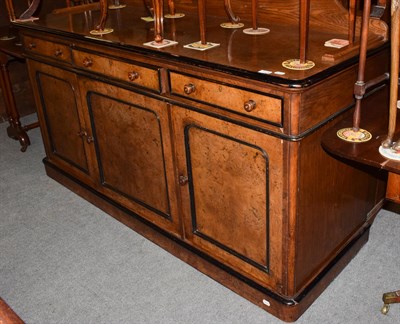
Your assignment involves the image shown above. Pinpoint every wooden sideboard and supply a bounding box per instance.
[14,0,390,321]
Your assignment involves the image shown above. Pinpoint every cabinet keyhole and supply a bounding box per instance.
[54,49,63,57]
[83,57,93,67]
[78,129,94,144]
[128,71,139,81]
[179,175,189,186]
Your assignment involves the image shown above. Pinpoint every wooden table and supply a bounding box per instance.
[0,27,38,152]
[0,297,24,324]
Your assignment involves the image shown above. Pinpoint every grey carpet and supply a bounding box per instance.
[1,114,399,324]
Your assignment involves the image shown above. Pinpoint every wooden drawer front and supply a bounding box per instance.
[24,36,71,63]
[170,72,282,125]
[73,50,160,91]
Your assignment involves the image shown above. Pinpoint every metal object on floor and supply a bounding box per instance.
[381,290,400,315]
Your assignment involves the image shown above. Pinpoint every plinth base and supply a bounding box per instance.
[379,146,400,161]
[141,16,154,22]
[220,22,244,29]
[165,13,185,19]
[90,28,114,36]
[14,17,39,23]
[109,4,126,9]
[243,27,270,35]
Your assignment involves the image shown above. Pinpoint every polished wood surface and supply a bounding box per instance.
[18,0,388,84]
[72,48,160,90]
[27,61,96,184]
[171,105,284,292]
[321,87,400,174]
[80,78,181,235]
[17,0,390,321]
[0,297,24,324]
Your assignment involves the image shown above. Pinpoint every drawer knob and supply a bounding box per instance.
[244,100,257,112]
[128,71,139,81]
[183,83,196,95]
[83,57,93,68]
[54,49,63,57]
[28,43,36,50]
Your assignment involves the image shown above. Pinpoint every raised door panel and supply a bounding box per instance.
[172,106,285,292]
[27,61,96,185]
[79,78,181,235]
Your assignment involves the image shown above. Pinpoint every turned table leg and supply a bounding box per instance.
[0,52,36,152]
[4,0,16,21]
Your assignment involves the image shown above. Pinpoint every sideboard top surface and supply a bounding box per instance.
[15,0,388,87]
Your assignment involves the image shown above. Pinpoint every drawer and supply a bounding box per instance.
[169,72,282,126]
[23,35,71,63]
[72,50,161,91]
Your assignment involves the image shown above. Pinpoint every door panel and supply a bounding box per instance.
[187,125,269,270]
[80,78,181,234]
[39,73,88,170]
[89,93,170,216]
[28,61,95,184]
[172,106,285,289]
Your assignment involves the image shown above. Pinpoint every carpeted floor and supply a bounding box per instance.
[1,114,399,324]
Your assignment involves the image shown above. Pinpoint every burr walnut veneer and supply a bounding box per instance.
[15,0,390,321]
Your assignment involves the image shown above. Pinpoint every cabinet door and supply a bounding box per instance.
[172,106,285,291]
[79,78,181,235]
[27,61,97,185]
